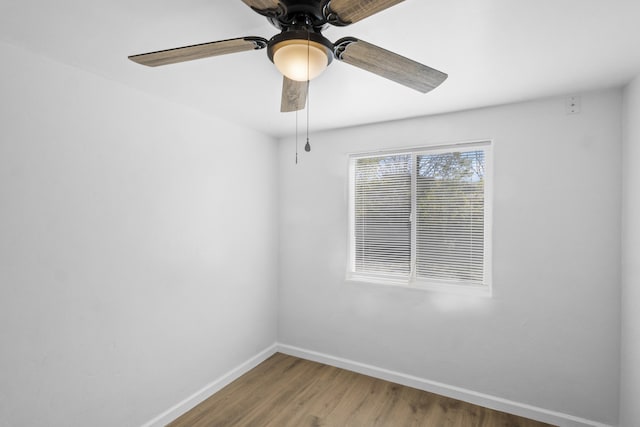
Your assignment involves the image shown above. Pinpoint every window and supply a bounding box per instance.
[348,141,491,294]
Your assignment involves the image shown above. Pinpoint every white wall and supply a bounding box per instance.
[278,90,622,424]
[0,42,278,427]
[620,75,640,426]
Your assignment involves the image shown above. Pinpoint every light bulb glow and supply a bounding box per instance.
[272,39,329,81]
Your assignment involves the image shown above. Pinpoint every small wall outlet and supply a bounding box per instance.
[566,95,581,114]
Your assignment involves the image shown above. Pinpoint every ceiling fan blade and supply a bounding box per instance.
[281,77,308,112]
[325,0,404,25]
[128,37,268,67]
[241,0,283,16]
[333,38,447,93]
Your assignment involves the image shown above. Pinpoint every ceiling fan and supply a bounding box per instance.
[128,0,447,113]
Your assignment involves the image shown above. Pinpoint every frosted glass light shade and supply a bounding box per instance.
[272,39,329,82]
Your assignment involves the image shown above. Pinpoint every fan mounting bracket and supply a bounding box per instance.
[323,1,350,26]
[245,36,268,50]
[333,37,358,60]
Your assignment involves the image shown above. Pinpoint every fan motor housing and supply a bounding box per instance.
[266,0,334,31]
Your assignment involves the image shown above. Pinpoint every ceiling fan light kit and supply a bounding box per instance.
[268,30,333,81]
[128,0,447,112]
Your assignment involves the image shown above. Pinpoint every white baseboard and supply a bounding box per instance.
[140,344,278,427]
[277,343,613,427]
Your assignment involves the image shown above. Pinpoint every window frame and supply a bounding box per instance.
[347,140,493,296]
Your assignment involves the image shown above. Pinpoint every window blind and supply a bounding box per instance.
[415,150,485,284]
[353,154,412,276]
[349,143,489,289]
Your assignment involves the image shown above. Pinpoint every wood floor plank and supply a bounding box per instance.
[168,354,315,427]
[168,353,556,427]
[263,363,353,427]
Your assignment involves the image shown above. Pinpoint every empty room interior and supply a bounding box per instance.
[1,1,639,426]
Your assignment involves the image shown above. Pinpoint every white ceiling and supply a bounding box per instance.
[2,0,640,138]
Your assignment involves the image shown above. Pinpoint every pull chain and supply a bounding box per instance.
[295,109,299,164]
[305,82,310,152]
[305,31,311,153]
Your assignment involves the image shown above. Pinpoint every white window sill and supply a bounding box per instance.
[345,274,492,298]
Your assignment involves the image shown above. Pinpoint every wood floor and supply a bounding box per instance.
[168,353,555,427]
